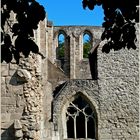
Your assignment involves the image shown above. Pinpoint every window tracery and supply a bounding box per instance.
[66,96,96,139]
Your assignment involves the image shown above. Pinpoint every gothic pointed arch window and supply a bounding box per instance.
[65,95,97,139]
[83,31,92,58]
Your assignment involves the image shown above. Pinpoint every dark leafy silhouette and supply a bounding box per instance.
[82,0,139,53]
[1,34,13,63]
[1,0,46,63]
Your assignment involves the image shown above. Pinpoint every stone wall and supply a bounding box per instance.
[52,42,140,140]
[1,54,43,140]
[97,40,139,140]
[1,62,23,140]
[52,26,103,80]
[1,17,50,140]
[51,25,139,140]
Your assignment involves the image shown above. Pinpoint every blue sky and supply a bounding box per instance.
[37,0,104,26]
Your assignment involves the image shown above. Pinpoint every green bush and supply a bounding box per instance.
[83,40,91,58]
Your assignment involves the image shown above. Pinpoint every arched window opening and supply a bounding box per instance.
[56,31,70,76]
[83,33,92,58]
[57,33,65,59]
[66,96,96,139]
[56,33,65,70]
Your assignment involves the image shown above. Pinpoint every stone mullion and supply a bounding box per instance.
[70,35,76,79]
[79,34,83,60]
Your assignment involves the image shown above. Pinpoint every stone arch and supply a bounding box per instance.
[55,30,67,59]
[54,29,67,40]
[53,89,99,140]
[78,29,94,60]
[54,29,70,76]
[83,30,93,39]
[57,30,70,59]
[82,30,93,59]
[53,29,67,59]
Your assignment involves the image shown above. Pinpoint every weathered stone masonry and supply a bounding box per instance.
[1,12,139,140]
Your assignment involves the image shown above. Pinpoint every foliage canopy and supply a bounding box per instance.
[1,0,46,63]
[82,0,139,53]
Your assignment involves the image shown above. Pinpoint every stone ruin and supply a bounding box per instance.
[1,12,139,140]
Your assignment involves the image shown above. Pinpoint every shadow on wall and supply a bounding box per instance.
[52,81,67,98]
[9,69,31,86]
[9,72,21,86]
[89,46,98,80]
[1,124,15,140]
